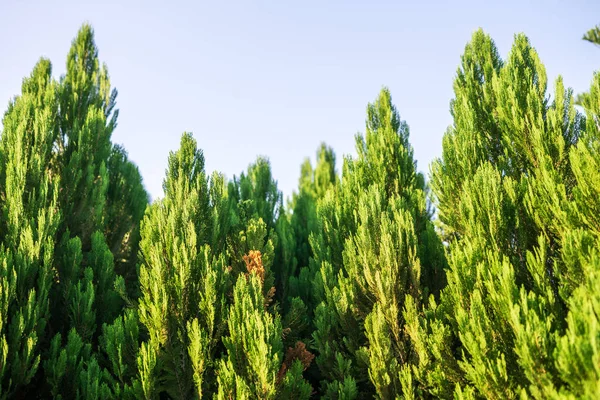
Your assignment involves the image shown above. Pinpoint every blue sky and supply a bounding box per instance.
[1,0,600,202]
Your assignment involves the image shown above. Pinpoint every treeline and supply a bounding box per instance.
[1,23,600,399]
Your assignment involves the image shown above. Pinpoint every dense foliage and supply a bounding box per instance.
[2,22,600,399]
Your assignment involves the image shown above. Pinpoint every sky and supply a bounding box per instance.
[1,0,600,202]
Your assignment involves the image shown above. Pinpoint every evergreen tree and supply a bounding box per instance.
[217,233,312,400]
[98,309,141,399]
[217,272,283,399]
[226,158,282,294]
[403,30,600,399]
[48,24,147,344]
[288,143,337,309]
[209,171,234,256]
[229,157,282,236]
[6,18,600,400]
[227,158,307,339]
[32,25,147,399]
[56,24,116,248]
[0,23,147,399]
[312,88,446,398]
[0,58,60,398]
[136,133,229,399]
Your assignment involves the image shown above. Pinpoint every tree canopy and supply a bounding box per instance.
[1,21,600,400]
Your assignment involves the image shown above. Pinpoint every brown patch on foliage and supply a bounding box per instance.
[243,250,265,282]
[243,250,276,307]
[276,341,315,384]
[265,285,276,308]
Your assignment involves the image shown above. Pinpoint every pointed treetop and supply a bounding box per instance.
[62,23,118,132]
[163,132,206,197]
[353,87,419,200]
[314,143,337,198]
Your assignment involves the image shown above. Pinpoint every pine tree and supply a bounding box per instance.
[27,25,148,398]
[32,25,147,356]
[0,23,147,398]
[312,88,446,398]
[217,231,312,400]
[209,171,234,256]
[545,64,600,398]
[204,150,318,397]
[288,143,337,310]
[227,158,306,335]
[229,157,282,236]
[403,30,600,399]
[217,272,283,399]
[0,58,60,398]
[6,19,600,400]
[56,24,116,248]
[136,133,229,399]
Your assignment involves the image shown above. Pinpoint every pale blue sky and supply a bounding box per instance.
[1,0,600,201]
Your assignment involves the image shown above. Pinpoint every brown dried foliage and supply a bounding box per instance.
[276,341,315,383]
[243,250,276,306]
[265,285,276,308]
[243,250,265,282]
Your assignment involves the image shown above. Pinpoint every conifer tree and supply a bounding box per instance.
[136,133,229,399]
[7,19,600,400]
[229,157,282,235]
[98,308,141,399]
[227,158,309,342]
[288,144,337,310]
[217,272,284,399]
[217,225,312,400]
[26,25,148,399]
[0,24,149,398]
[544,63,600,398]
[403,30,600,399]
[43,25,147,349]
[209,171,234,256]
[56,25,115,247]
[290,143,337,271]
[216,154,318,398]
[0,58,60,398]
[312,88,446,398]
[226,158,281,290]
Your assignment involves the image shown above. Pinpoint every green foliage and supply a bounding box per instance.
[137,133,229,399]
[291,144,337,269]
[104,145,149,281]
[88,231,121,327]
[4,20,600,400]
[288,144,337,310]
[217,273,283,399]
[278,360,313,400]
[584,25,600,47]
[57,24,115,249]
[209,171,234,255]
[311,88,446,398]
[0,57,60,398]
[230,157,282,234]
[44,329,94,399]
[405,29,600,400]
[0,23,146,399]
[99,309,140,399]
